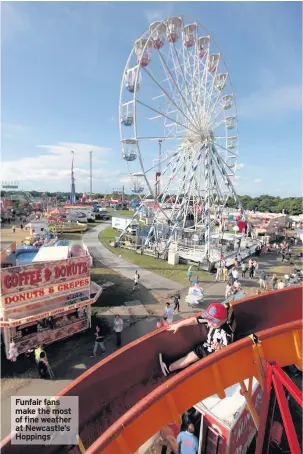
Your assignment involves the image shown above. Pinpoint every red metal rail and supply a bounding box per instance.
[256,362,303,454]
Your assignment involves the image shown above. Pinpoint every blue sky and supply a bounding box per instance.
[1,1,302,196]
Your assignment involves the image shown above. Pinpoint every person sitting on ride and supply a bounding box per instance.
[159,302,236,376]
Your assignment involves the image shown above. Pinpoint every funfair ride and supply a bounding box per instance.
[119,16,255,264]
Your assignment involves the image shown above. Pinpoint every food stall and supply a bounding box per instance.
[0,255,102,359]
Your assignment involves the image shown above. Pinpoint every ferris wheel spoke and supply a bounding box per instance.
[170,43,200,129]
[136,99,198,134]
[144,151,179,175]
[200,52,211,125]
[136,136,185,141]
[153,43,201,131]
[210,101,226,125]
[142,67,199,133]
[184,47,202,128]
[213,142,238,158]
[208,87,224,122]
[205,66,219,121]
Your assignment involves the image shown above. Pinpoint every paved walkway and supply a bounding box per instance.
[84,224,297,316]
[84,223,183,295]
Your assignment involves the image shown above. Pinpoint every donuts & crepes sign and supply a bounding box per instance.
[1,257,90,307]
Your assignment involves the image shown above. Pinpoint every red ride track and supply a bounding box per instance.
[1,286,302,454]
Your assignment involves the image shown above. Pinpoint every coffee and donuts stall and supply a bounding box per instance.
[0,256,102,360]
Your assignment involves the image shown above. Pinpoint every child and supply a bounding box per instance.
[173,292,181,312]
[132,270,140,291]
[164,302,174,325]
[157,316,169,329]
[223,266,228,282]
[187,266,193,282]
[159,302,236,376]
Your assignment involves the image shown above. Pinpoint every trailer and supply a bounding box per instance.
[112,216,138,235]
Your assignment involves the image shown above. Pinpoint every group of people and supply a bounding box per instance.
[91,315,124,358]
[157,293,181,329]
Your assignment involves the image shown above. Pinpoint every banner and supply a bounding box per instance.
[0,299,93,328]
[0,285,102,328]
[1,256,90,297]
[1,278,90,307]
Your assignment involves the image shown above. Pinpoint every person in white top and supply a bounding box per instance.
[277,280,285,290]
[164,303,174,325]
[225,283,232,299]
[132,270,140,291]
[232,268,239,282]
[215,266,222,281]
[113,314,124,347]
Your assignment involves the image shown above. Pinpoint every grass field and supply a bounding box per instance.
[99,226,209,284]
[110,210,135,217]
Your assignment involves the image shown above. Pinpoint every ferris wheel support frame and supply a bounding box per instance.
[211,144,257,239]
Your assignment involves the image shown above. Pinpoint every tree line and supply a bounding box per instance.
[1,191,302,215]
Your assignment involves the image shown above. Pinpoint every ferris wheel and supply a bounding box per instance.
[119,16,252,261]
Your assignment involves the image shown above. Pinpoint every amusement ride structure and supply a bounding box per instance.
[70,151,76,205]
[119,16,255,263]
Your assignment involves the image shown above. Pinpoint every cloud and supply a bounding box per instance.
[236,163,244,170]
[2,123,28,131]
[1,142,111,190]
[253,178,262,183]
[238,85,302,119]
[2,123,30,140]
[1,3,30,42]
[144,5,174,25]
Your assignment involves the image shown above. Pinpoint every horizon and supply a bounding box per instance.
[1,2,302,197]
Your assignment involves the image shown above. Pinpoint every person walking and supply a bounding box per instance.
[284,274,290,287]
[259,270,267,290]
[173,292,181,313]
[253,260,259,278]
[34,345,53,379]
[91,325,106,357]
[271,274,278,290]
[157,316,169,329]
[12,225,16,233]
[228,267,234,284]
[241,262,248,278]
[215,266,222,282]
[177,424,198,454]
[132,270,140,291]
[223,266,228,282]
[187,266,193,283]
[113,315,123,347]
[225,282,232,299]
[232,267,239,283]
[248,260,254,279]
[164,302,174,325]
[192,275,198,286]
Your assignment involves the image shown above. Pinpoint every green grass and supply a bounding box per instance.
[109,209,135,217]
[99,226,209,284]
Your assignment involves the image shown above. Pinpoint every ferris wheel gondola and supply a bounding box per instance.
[119,16,255,262]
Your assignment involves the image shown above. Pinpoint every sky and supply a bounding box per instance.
[1,1,302,197]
